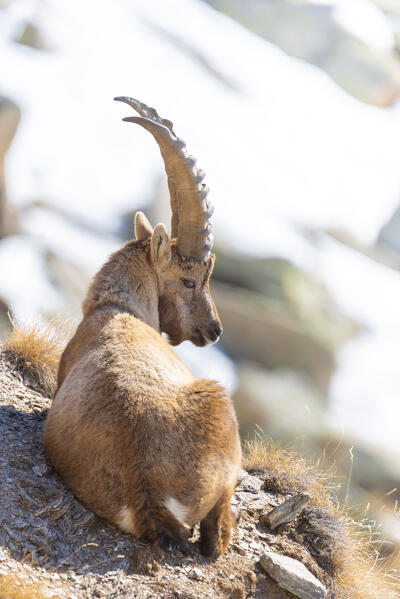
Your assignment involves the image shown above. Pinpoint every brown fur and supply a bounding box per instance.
[44,222,241,557]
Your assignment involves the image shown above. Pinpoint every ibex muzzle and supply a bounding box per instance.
[156,248,223,347]
[44,97,240,558]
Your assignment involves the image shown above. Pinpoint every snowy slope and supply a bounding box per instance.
[1,0,400,248]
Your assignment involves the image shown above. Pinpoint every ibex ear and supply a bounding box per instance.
[135,211,153,240]
[151,224,171,266]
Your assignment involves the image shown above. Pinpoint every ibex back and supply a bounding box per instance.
[44,97,241,557]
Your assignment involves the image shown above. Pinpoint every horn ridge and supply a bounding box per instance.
[116,96,214,261]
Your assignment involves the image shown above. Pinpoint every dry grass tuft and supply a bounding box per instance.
[1,318,73,397]
[243,435,400,599]
[0,571,60,599]
[243,435,337,509]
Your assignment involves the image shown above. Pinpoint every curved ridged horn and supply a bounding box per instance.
[114,96,213,261]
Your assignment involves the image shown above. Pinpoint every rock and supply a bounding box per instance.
[232,363,328,441]
[245,490,275,511]
[233,543,247,556]
[236,473,263,494]
[213,281,341,393]
[0,296,11,338]
[0,96,20,238]
[261,492,311,530]
[213,246,354,361]
[237,469,248,482]
[206,0,400,107]
[15,22,47,50]
[377,204,400,257]
[259,550,327,599]
[45,250,91,318]
[235,473,277,512]
[235,491,272,511]
[258,532,277,544]
[191,567,203,580]
[32,462,49,477]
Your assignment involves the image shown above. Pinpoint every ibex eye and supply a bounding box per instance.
[182,279,195,289]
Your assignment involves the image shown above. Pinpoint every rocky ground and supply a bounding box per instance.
[0,349,333,599]
[1,347,398,599]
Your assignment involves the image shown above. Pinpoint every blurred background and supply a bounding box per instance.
[1,0,400,571]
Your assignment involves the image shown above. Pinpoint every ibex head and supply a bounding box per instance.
[115,97,222,347]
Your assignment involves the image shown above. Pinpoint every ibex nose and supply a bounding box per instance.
[213,322,223,337]
[207,320,223,342]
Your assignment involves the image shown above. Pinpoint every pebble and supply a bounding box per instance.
[258,532,277,544]
[238,469,248,482]
[236,474,263,494]
[32,462,48,477]
[249,540,261,550]
[234,543,247,556]
[191,567,203,580]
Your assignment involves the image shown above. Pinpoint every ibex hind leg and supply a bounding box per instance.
[156,529,189,553]
[135,503,190,553]
[200,491,236,558]
[154,509,191,553]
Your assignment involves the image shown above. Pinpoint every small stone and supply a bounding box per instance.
[233,544,247,556]
[249,540,261,550]
[238,469,248,482]
[191,567,203,580]
[15,22,47,50]
[258,532,277,544]
[236,474,263,494]
[235,491,253,504]
[246,493,273,510]
[260,551,327,599]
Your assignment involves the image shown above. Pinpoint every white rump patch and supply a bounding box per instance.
[164,496,188,524]
[117,504,136,534]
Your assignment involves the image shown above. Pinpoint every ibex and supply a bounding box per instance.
[44,97,241,557]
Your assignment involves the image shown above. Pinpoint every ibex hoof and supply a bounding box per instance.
[156,532,189,554]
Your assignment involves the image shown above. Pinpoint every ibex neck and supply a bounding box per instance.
[82,239,160,331]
